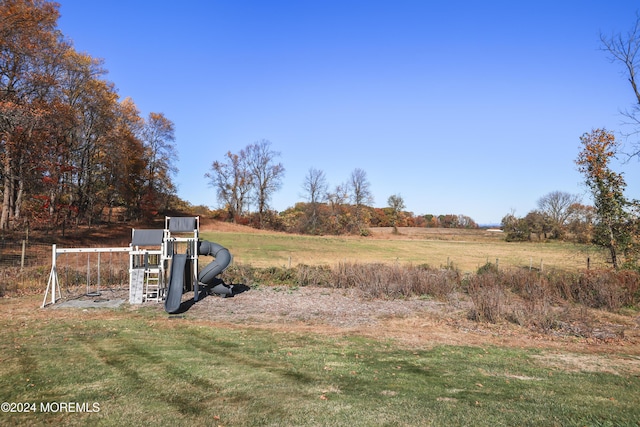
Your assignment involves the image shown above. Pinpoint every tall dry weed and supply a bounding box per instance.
[328,262,459,299]
[466,272,507,323]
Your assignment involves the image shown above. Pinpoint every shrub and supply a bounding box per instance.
[296,264,332,287]
[573,269,638,310]
[222,264,298,286]
[467,272,506,323]
[476,261,499,275]
[221,264,257,286]
[328,262,459,299]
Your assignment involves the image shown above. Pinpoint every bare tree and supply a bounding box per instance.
[349,168,374,208]
[349,168,374,233]
[601,13,640,155]
[302,167,328,205]
[327,182,349,208]
[244,139,285,228]
[537,191,581,238]
[301,167,327,234]
[205,151,252,222]
[326,181,350,234]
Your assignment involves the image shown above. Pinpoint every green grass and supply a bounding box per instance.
[1,298,638,426]
[201,230,608,273]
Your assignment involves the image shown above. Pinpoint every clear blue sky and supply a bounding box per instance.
[57,1,639,225]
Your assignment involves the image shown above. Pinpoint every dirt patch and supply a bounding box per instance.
[531,352,640,375]
[187,286,455,327]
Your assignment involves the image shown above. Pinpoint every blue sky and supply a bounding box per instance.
[57,1,639,225]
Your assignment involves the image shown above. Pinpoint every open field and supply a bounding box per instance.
[1,223,638,425]
[200,226,609,273]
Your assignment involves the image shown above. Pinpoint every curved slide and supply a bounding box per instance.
[198,240,232,296]
[164,241,232,313]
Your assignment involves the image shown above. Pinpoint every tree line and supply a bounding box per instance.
[0,0,179,234]
[205,140,479,235]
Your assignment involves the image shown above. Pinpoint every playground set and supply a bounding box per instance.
[42,216,232,313]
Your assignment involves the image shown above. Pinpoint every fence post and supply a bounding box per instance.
[20,240,26,270]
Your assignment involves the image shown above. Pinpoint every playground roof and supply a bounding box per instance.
[131,229,164,247]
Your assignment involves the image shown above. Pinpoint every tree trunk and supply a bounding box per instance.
[14,159,24,222]
[1,154,12,230]
[608,223,619,269]
[609,244,618,269]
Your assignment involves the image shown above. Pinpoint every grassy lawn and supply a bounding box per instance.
[1,297,638,426]
[201,229,608,273]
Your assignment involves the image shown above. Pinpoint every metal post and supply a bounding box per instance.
[86,253,90,295]
[20,240,26,270]
[97,252,101,292]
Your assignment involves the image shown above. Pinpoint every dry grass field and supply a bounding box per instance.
[199,224,609,273]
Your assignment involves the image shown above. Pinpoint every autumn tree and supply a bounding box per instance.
[60,51,120,225]
[387,194,405,234]
[524,210,549,241]
[0,0,68,230]
[324,181,350,234]
[501,213,530,242]
[576,129,635,268]
[105,97,145,221]
[566,203,596,244]
[140,112,177,218]
[0,0,178,231]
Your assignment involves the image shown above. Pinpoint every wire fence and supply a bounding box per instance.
[0,240,51,268]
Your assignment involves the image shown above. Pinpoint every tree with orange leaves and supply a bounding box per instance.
[576,129,636,269]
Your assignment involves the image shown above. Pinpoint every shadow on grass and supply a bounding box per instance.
[171,279,250,314]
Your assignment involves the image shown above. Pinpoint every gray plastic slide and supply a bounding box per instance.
[164,253,187,314]
[198,241,232,296]
[164,241,232,313]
